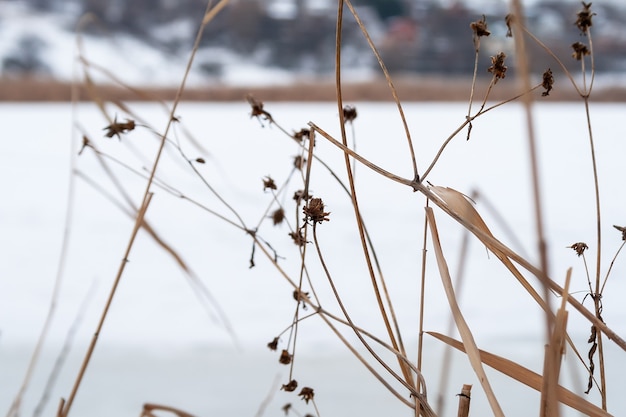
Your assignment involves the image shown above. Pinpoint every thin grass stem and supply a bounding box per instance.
[344,0,418,181]
[60,193,153,417]
[511,0,553,343]
[601,241,625,294]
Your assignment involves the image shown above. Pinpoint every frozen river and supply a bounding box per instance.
[2,101,626,417]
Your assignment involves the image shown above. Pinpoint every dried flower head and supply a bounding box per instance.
[293,289,310,309]
[279,349,292,365]
[470,15,491,37]
[293,128,311,142]
[195,157,206,164]
[104,116,136,139]
[343,105,357,123]
[263,176,277,191]
[541,68,554,97]
[78,135,91,155]
[293,155,306,170]
[303,198,330,224]
[487,52,507,82]
[246,94,272,124]
[505,14,514,37]
[281,403,292,414]
[613,225,626,241]
[575,2,595,34]
[293,190,311,205]
[572,42,590,60]
[267,337,279,351]
[569,242,589,256]
[271,208,285,225]
[281,380,298,392]
[298,387,315,404]
[470,15,490,50]
[289,230,306,247]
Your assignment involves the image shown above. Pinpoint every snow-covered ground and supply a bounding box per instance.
[2,101,626,416]
[0,2,305,87]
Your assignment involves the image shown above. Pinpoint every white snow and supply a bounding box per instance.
[2,101,626,417]
[0,2,300,87]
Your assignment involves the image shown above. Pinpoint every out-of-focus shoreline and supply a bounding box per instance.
[4,76,626,102]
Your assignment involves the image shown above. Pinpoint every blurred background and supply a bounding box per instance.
[3,1,626,417]
[1,0,626,99]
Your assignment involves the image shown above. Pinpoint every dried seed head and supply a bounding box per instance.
[505,14,514,37]
[293,190,311,205]
[289,230,306,247]
[470,15,491,37]
[78,135,91,155]
[195,157,206,164]
[575,2,595,34]
[293,128,310,142]
[263,176,277,191]
[281,380,298,392]
[613,225,626,241]
[267,337,279,351]
[271,208,285,225]
[293,155,306,170]
[298,387,315,404]
[246,94,272,124]
[541,68,554,97]
[293,289,310,309]
[279,349,292,365]
[470,15,490,50]
[103,117,136,139]
[568,242,589,256]
[281,403,292,414]
[343,105,357,123]
[303,198,330,224]
[487,52,507,83]
[572,42,590,60]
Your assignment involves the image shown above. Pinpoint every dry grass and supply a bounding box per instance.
[3,75,626,102]
[5,1,626,417]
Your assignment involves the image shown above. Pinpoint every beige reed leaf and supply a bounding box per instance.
[540,269,572,417]
[425,207,505,417]
[428,186,550,312]
[426,331,612,417]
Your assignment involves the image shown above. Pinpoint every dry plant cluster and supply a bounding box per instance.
[5,1,626,417]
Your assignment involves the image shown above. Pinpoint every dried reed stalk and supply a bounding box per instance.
[457,384,472,417]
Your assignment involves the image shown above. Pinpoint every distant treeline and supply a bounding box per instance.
[14,0,626,77]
